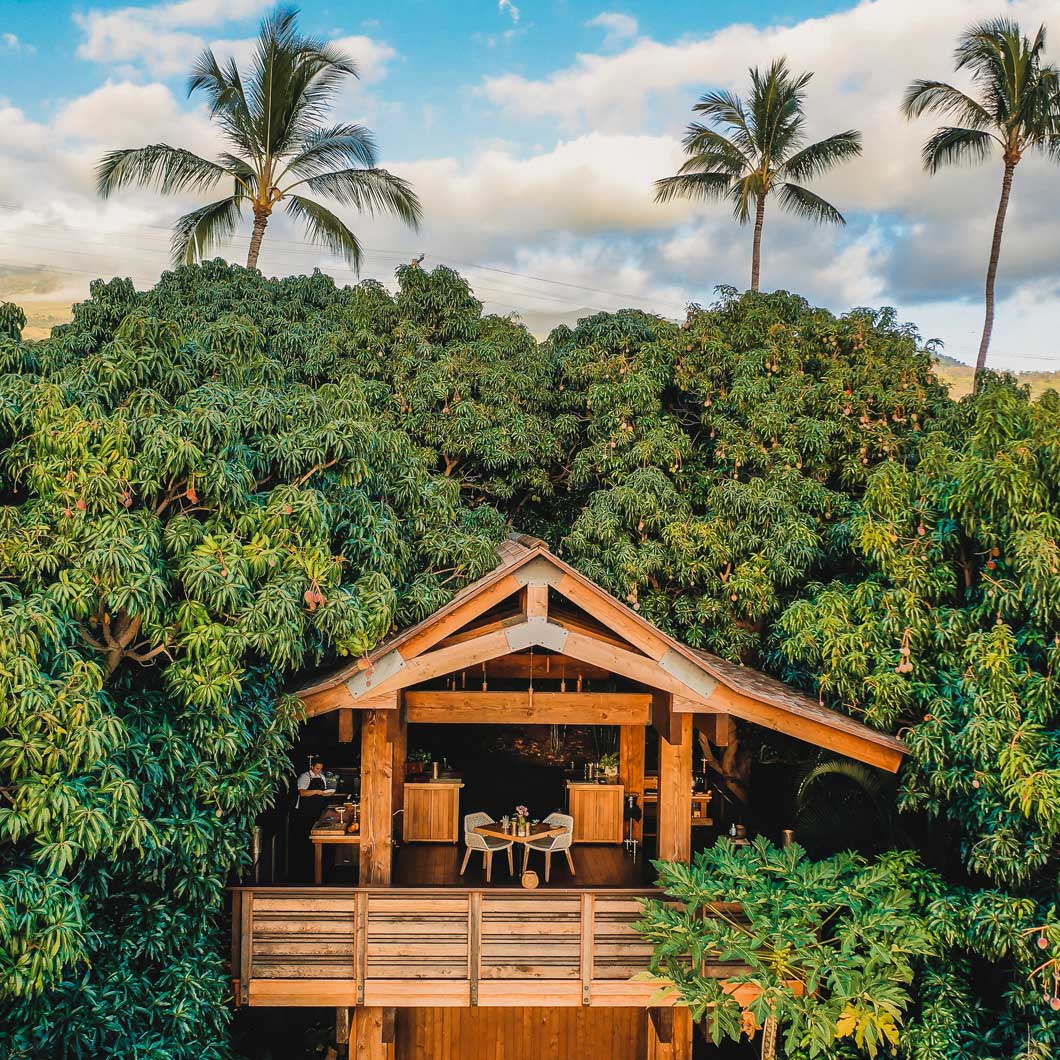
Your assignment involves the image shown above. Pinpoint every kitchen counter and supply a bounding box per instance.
[403,781,464,843]
[566,781,624,843]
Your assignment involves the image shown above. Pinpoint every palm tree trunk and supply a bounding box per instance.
[750,195,766,292]
[247,207,269,270]
[975,160,1016,384]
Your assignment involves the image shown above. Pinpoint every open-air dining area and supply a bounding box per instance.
[230,535,907,1059]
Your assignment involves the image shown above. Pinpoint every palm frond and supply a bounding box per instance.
[776,182,845,225]
[96,145,226,199]
[680,122,753,167]
[170,196,243,266]
[728,173,761,224]
[782,130,862,181]
[281,123,378,180]
[692,89,757,156]
[902,79,993,128]
[653,171,733,205]
[748,57,810,160]
[921,126,994,172]
[298,168,421,228]
[247,5,358,159]
[217,152,258,191]
[188,51,260,158]
[283,194,364,271]
[675,150,746,179]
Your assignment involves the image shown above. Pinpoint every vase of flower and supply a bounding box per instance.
[515,805,529,837]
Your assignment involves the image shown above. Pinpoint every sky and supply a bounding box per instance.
[1,0,1059,368]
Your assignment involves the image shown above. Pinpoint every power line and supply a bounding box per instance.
[0,203,689,313]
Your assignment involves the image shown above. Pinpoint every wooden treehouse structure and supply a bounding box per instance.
[231,536,905,1059]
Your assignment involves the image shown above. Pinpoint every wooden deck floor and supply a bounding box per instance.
[392,842,650,888]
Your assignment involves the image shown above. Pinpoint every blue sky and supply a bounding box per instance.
[1,0,1059,369]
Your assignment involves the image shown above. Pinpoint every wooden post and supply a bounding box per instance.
[647,1007,692,1060]
[360,700,397,884]
[391,699,408,843]
[619,724,645,843]
[352,1007,392,1060]
[338,708,357,744]
[658,709,692,864]
[335,1007,351,1060]
[694,712,734,747]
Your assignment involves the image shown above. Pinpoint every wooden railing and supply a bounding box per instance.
[231,886,744,1009]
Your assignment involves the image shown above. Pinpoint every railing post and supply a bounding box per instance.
[469,890,482,1006]
[355,890,369,1006]
[238,891,253,1006]
[580,892,595,1006]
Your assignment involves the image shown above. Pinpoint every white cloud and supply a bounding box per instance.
[73,1,396,82]
[75,0,271,76]
[499,0,520,25]
[0,0,1056,373]
[586,12,639,49]
[1,32,35,54]
[331,35,398,83]
[478,0,1060,314]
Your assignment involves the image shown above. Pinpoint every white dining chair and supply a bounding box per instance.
[524,812,575,883]
[460,812,513,883]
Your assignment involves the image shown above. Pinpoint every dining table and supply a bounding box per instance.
[310,804,360,884]
[473,821,570,885]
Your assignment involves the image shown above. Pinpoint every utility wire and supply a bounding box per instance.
[0,202,689,313]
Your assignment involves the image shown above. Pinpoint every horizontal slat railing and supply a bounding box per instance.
[231,886,739,1008]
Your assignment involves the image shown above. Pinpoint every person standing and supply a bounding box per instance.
[292,758,335,881]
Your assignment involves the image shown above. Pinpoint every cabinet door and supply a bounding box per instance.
[403,787,460,842]
[571,788,623,843]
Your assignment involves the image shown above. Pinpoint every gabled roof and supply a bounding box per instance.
[296,534,906,772]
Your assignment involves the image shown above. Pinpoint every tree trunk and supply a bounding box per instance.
[975,160,1016,385]
[247,207,269,270]
[750,194,766,292]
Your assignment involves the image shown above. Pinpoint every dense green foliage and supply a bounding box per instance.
[1,261,1058,1059]
[0,264,506,1058]
[640,841,935,1058]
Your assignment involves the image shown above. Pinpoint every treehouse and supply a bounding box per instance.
[231,535,905,1060]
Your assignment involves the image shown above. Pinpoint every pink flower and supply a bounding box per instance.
[515,805,529,818]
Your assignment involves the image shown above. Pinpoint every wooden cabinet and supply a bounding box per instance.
[567,782,624,844]
[403,782,463,843]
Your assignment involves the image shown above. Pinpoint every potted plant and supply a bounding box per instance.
[407,749,431,777]
[599,752,620,779]
[515,805,529,836]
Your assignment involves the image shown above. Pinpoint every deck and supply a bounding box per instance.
[231,885,745,1010]
[392,842,648,888]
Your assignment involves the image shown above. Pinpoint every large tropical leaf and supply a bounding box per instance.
[300,168,421,227]
[170,197,244,266]
[920,126,995,173]
[653,171,733,205]
[283,194,364,270]
[96,146,226,199]
[783,131,863,182]
[776,182,845,225]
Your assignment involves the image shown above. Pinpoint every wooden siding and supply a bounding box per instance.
[232,887,745,1009]
[395,1006,648,1060]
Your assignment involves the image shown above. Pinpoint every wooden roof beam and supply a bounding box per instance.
[405,690,651,725]
[677,686,904,773]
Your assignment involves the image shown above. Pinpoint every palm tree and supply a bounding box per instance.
[903,19,1060,381]
[655,58,861,292]
[97,6,421,271]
